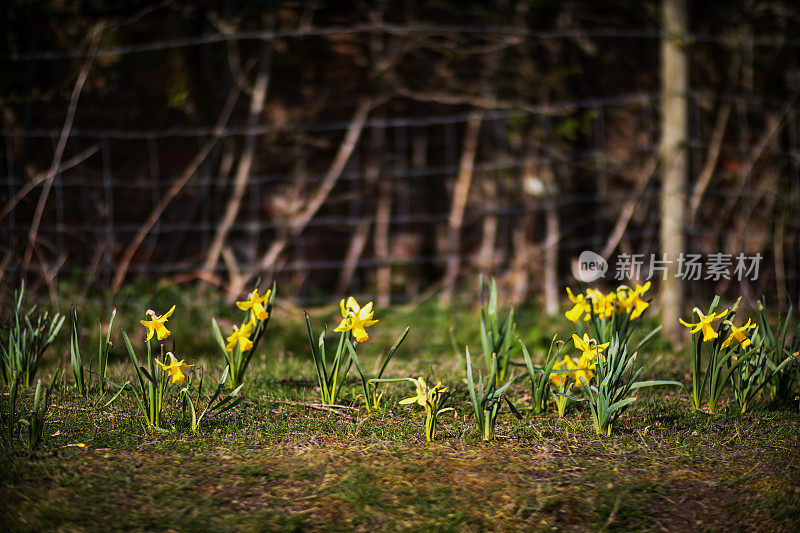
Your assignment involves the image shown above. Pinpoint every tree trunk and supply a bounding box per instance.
[659,0,689,345]
[439,113,482,305]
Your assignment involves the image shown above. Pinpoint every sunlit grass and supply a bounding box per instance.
[1,284,798,531]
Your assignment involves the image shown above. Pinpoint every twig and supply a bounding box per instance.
[0,144,99,223]
[439,111,482,305]
[600,492,623,531]
[22,24,103,270]
[720,93,799,222]
[202,41,272,283]
[600,155,658,259]
[267,399,358,417]
[774,214,786,309]
[111,85,241,291]
[688,102,731,225]
[227,96,378,299]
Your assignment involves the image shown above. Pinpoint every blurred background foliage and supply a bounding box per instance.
[1,0,799,317]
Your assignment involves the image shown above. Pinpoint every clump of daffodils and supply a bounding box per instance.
[115,305,182,430]
[542,334,608,417]
[679,297,736,412]
[565,283,651,324]
[680,296,793,414]
[212,282,276,390]
[306,296,379,405]
[563,283,661,357]
[399,377,453,442]
[577,335,683,436]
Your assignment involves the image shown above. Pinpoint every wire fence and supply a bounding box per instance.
[2,21,799,308]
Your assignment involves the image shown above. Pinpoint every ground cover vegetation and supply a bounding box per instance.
[1,280,799,531]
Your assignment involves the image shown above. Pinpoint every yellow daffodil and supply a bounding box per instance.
[226,321,254,352]
[140,305,175,342]
[679,307,729,342]
[549,354,578,388]
[565,287,590,323]
[573,353,597,388]
[572,333,609,362]
[236,289,271,321]
[399,378,447,409]
[155,352,193,384]
[399,377,430,407]
[720,318,756,349]
[334,296,378,343]
[616,282,651,319]
[586,289,616,319]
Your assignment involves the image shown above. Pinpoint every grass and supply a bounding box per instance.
[1,288,799,531]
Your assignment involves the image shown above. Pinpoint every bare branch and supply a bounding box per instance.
[22,23,104,270]
[111,86,241,291]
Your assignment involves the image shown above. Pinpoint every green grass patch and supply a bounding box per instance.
[0,290,798,531]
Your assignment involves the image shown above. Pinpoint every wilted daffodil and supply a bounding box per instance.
[140,305,176,342]
[226,321,254,352]
[334,296,378,343]
[679,307,729,342]
[720,318,756,349]
[236,289,270,321]
[616,282,651,319]
[155,352,193,384]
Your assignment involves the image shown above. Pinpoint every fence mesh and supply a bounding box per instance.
[2,18,799,307]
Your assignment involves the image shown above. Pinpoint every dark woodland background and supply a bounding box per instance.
[1,1,799,319]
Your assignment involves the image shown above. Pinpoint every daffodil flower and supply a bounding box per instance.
[573,353,597,388]
[155,352,194,384]
[334,296,378,343]
[236,289,271,321]
[549,354,578,388]
[572,333,609,362]
[679,307,729,342]
[581,289,615,320]
[616,282,651,319]
[140,305,175,342]
[565,287,590,323]
[400,378,447,407]
[226,322,254,352]
[401,378,447,406]
[399,377,429,406]
[720,318,756,349]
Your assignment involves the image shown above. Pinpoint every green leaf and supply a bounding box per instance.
[629,380,685,390]
[607,396,637,414]
[377,327,409,379]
